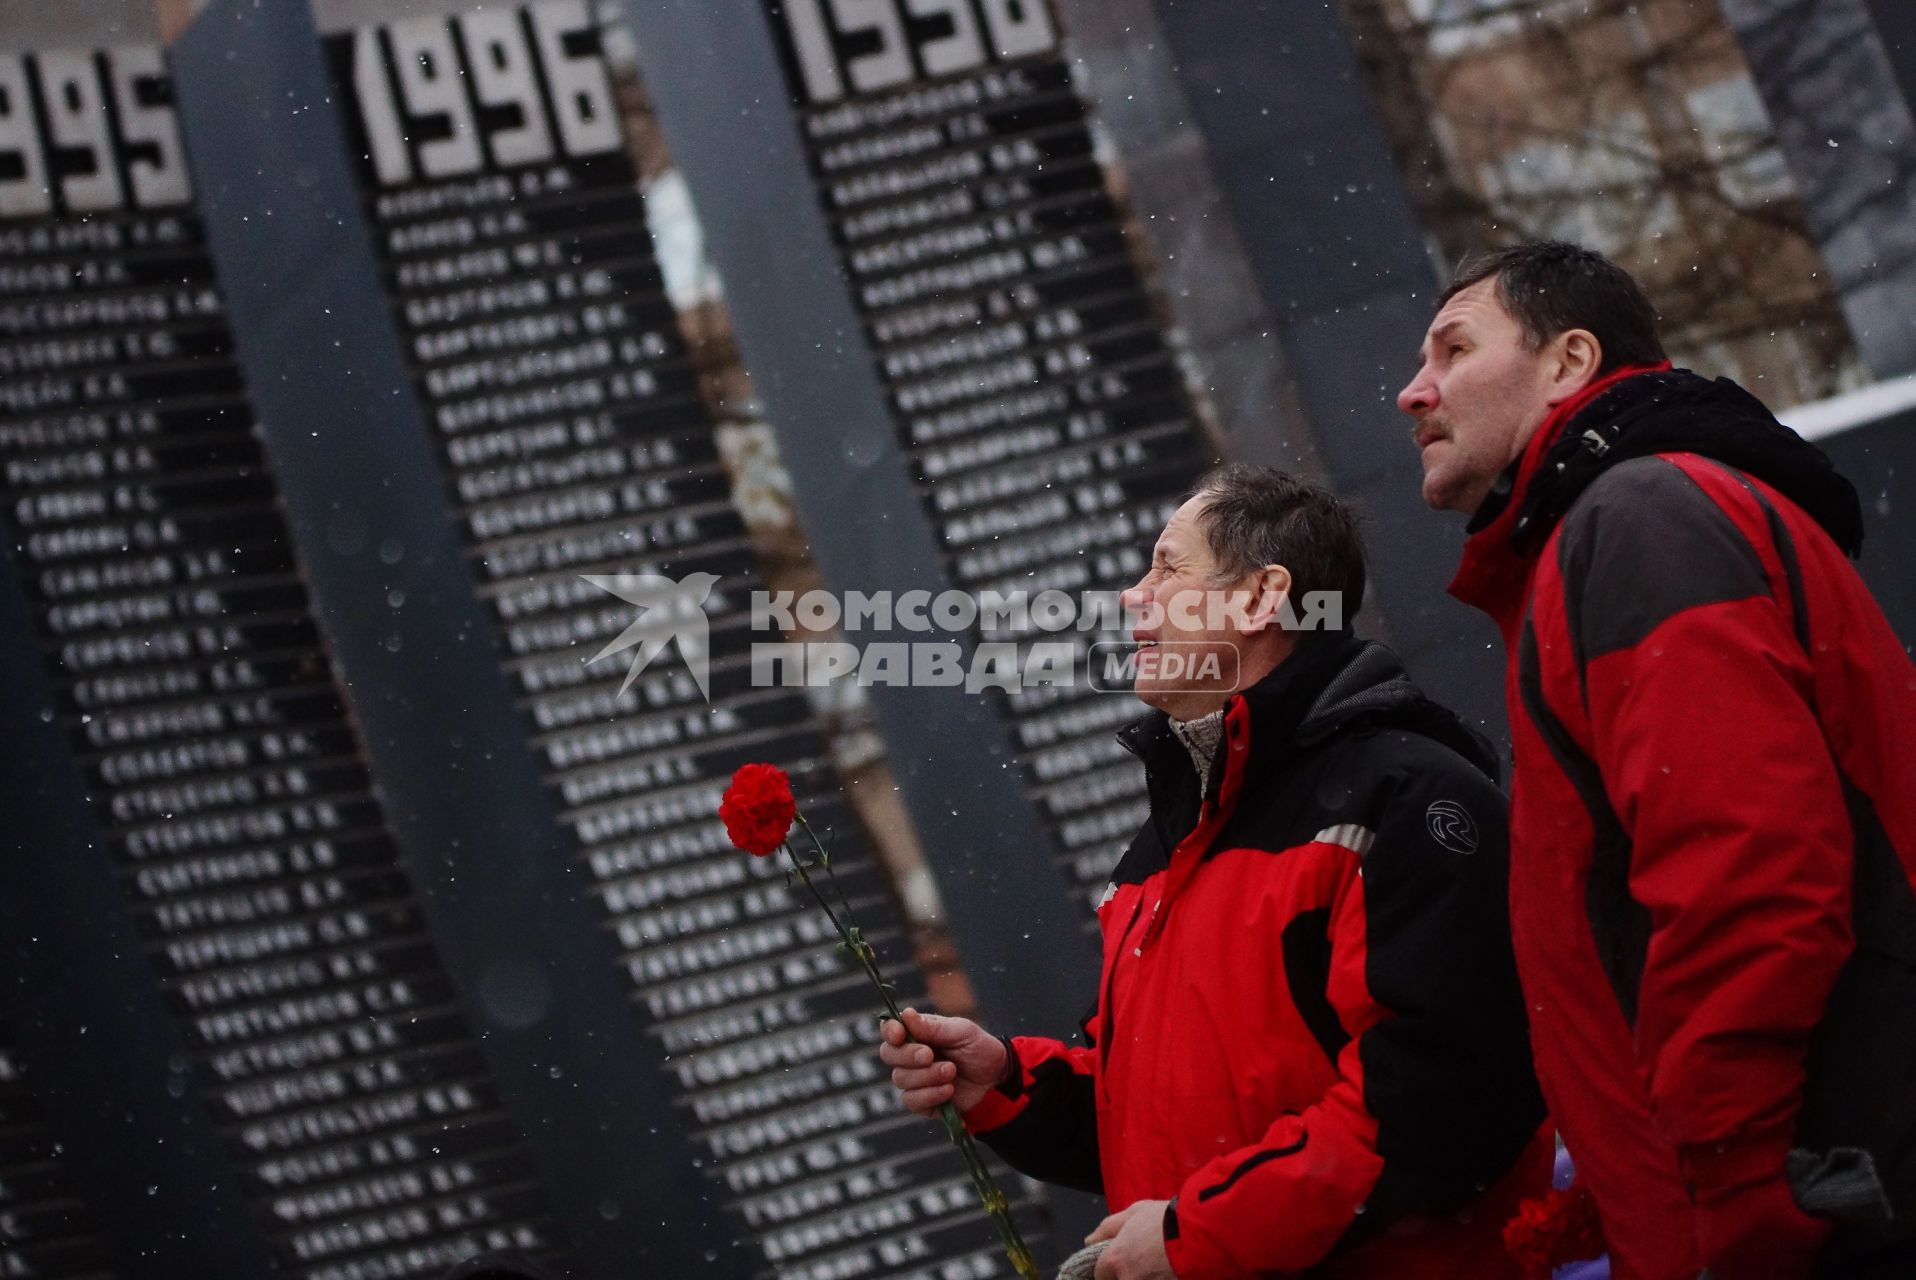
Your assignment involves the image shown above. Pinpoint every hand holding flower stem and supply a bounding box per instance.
[721,766,1040,1280]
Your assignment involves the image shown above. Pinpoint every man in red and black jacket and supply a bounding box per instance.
[1399,241,1916,1279]
[882,465,1551,1279]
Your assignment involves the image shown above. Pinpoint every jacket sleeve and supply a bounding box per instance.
[1164,758,1542,1278]
[1557,461,1848,1275]
[961,1033,1103,1194]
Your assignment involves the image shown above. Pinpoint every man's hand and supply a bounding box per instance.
[877,1008,1007,1116]
[1088,1199,1174,1280]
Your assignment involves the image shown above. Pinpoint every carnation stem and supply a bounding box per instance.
[781,825,1041,1280]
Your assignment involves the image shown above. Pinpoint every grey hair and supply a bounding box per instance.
[1185,463,1366,627]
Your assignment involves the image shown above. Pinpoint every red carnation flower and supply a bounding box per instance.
[719,763,796,856]
[1503,1184,1605,1278]
[710,759,1040,1278]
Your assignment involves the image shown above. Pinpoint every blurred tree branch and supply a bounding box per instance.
[1337,0,1863,399]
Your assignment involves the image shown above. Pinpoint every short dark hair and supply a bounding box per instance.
[1186,464,1366,628]
[1442,240,1666,374]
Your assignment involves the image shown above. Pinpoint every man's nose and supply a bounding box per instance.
[1397,369,1436,417]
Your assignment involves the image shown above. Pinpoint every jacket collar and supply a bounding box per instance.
[1118,632,1360,792]
[1447,362,1865,635]
[1447,362,1668,631]
[1117,631,1498,800]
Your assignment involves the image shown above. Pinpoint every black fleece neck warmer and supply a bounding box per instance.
[1508,368,1864,558]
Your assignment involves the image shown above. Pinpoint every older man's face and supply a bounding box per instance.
[1397,278,1561,514]
[1119,497,1256,717]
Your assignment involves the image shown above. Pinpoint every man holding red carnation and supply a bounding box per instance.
[882,465,1552,1279]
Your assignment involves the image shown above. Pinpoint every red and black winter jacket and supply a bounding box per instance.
[964,635,1551,1279]
[1450,367,1916,1279]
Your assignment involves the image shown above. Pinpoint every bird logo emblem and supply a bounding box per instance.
[579,571,719,701]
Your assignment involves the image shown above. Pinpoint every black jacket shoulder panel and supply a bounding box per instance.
[1309,727,1506,866]
[1209,720,1507,874]
[1517,368,1862,556]
[1109,810,1170,887]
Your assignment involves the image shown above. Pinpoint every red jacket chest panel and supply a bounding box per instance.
[1093,841,1361,1201]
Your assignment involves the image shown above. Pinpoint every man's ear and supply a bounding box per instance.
[1545,328,1602,404]
[1244,565,1294,634]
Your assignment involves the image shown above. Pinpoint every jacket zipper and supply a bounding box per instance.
[1098,893,1148,1083]
[1100,721,1222,1079]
